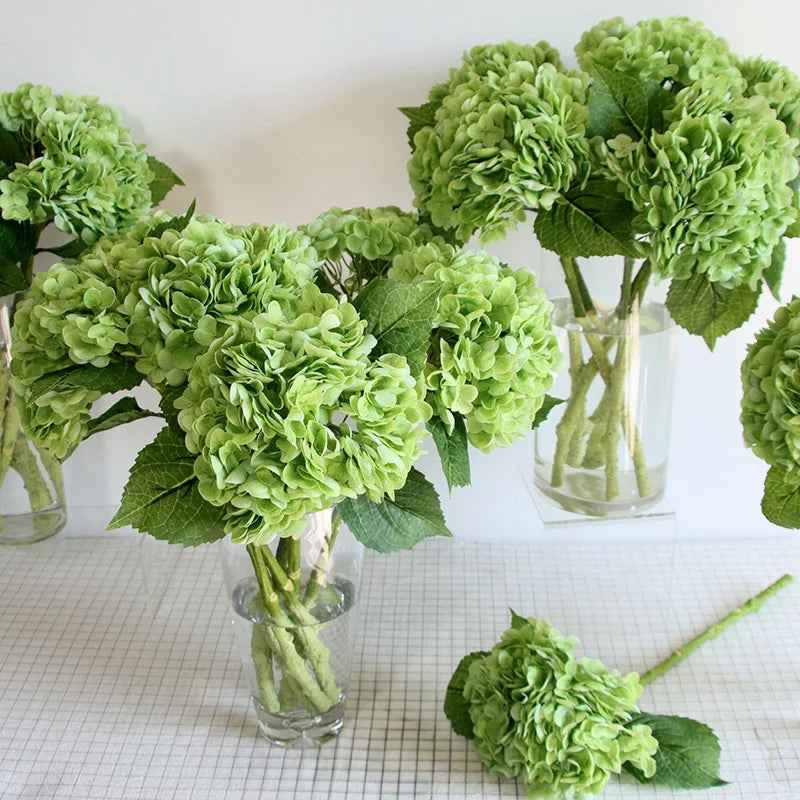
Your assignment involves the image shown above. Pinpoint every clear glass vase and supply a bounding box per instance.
[0,305,66,545]
[219,507,363,747]
[534,297,677,518]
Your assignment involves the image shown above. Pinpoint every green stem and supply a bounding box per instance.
[246,543,341,713]
[251,623,280,713]
[560,256,587,318]
[640,574,795,686]
[10,436,53,510]
[303,508,342,609]
[602,338,628,501]
[630,259,652,310]
[617,257,634,320]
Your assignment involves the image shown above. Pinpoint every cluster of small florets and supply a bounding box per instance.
[176,286,430,542]
[0,83,154,243]
[461,615,658,798]
[12,214,430,539]
[389,241,560,451]
[407,18,800,288]
[741,297,800,471]
[581,16,800,286]
[408,42,591,244]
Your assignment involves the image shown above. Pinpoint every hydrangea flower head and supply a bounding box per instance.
[389,241,561,450]
[407,42,591,243]
[741,297,800,470]
[175,285,430,543]
[0,83,154,243]
[461,614,658,798]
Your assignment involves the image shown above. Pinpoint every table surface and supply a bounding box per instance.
[1,530,799,800]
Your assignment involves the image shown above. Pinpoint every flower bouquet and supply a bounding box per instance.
[0,83,181,542]
[12,203,561,742]
[401,17,800,516]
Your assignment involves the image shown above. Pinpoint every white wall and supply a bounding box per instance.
[2,0,799,540]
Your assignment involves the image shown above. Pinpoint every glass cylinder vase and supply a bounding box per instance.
[219,507,363,747]
[534,298,677,518]
[0,303,66,545]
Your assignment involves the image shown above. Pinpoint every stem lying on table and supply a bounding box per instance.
[639,574,795,686]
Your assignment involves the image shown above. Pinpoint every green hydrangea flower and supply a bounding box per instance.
[389,242,560,451]
[0,83,154,244]
[408,42,591,244]
[738,56,800,146]
[302,205,436,297]
[302,205,432,263]
[462,616,658,798]
[604,99,798,287]
[741,297,800,470]
[575,16,744,93]
[123,215,318,385]
[175,284,430,543]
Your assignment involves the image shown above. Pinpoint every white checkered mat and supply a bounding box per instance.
[1,534,798,799]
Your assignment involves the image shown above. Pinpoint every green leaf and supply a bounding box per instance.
[444,651,488,739]
[399,101,439,149]
[533,178,640,258]
[427,413,470,491]
[0,217,36,267]
[338,467,453,553]
[45,238,88,259]
[666,274,761,350]
[0,262,27,295]
[159,384,184,428]
[532,395,564,429]
[509,609,528,629]
[0,126,26,167]
[763,240,785,301]
[147,199,196,240]
[353,277,439,374]
[29,361,143,398]
[624,713,728,789]
[147,156,184,205]
[107,425,227,546]
[84,397,160,439]
[761,465,800,528]
[586,63,668,140]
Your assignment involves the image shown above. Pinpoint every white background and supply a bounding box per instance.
[2,0,799,541]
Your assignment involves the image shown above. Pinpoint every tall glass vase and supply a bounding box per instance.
[0,303,66,545]
[220,507,363,747]
[534,297,677,518]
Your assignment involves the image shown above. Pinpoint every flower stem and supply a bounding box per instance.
[639,574,795,687]
[303,508,342,609]
[246,542,341,714]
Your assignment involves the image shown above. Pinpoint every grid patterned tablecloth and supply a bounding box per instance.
[1,533,798,799]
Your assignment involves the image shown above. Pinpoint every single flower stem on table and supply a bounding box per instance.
[639,574,795,686]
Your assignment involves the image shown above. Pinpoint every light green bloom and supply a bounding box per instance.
[741,297,800,470]
[389,242,560,451]
[462,616,658,798]
[0,83,154,243]
[302,205,432,263]
[575,16,744,93]
[176,284,430,544]
[123,216,318,385]
[738,56,800,147]
[604,99,798,287]
[408,42,591,243]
